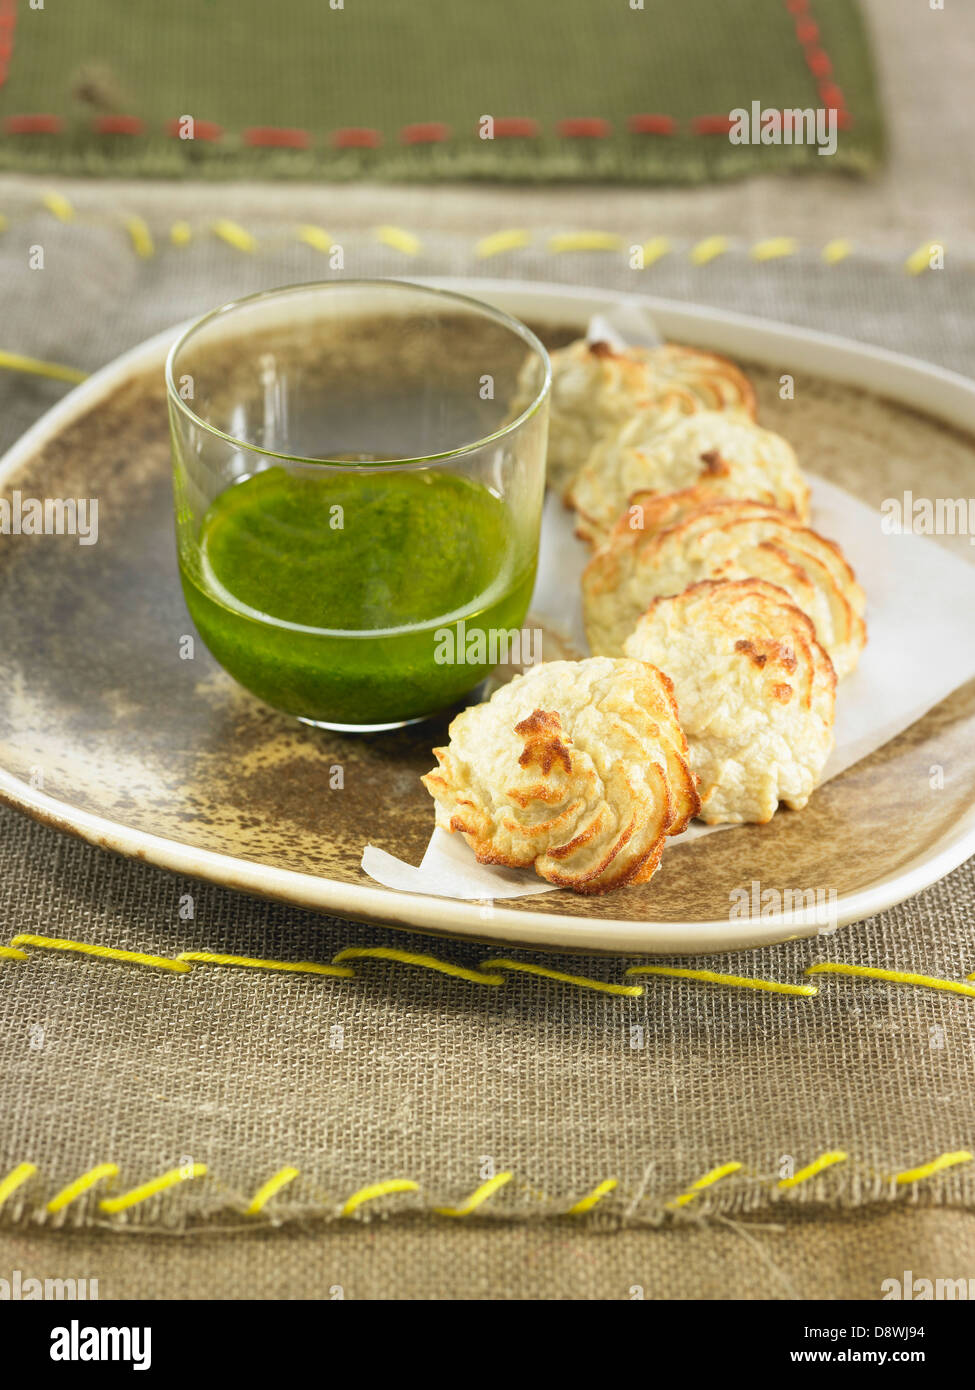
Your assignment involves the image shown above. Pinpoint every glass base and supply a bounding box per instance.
[297,714,429,733]
[295,681,488,734]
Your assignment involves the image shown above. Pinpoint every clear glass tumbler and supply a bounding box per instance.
[166,280,550,731]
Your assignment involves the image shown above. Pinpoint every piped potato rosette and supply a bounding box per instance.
[623,579,836,824]
[583,498,866,678]
[522,338,759,498]
[569,410,810,547]
[421,656,699,893]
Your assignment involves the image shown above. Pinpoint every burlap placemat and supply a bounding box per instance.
[2,804,975,1230]
[0,211,973,1249]
[5,1209,975,1300]
[0,0,883,183]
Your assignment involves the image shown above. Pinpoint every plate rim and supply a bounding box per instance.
[2,277,974,955]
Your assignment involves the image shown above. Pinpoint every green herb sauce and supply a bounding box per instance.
[178,465,536,725]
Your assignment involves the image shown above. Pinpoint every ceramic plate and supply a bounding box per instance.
[2,279,975,954]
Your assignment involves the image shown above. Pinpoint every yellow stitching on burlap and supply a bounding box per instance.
[2,211,944,279]
[0,1163,37,1208]
[905,241,942,275]
[99,1164,208,1213]
[750,236,797,261]
[627,966,817,997]
[375,224,422,255]
[331,946,503,986]
[893,1151,973,1186]
[212,219,258,252]
[46,1163,119,1214]
[123,215,154,259]
[435,1171,512,1217]
[548,231,623,253]
[481,958,643,997]
[475,228,532,258]
[341,1179,419,1217]
[689,235,728,265]
[668,1161,742,1209]
[42,191,74,222]
[777,1150,848,1190]
[0,350,88,384]
[9,1150,975,1220]
[567,1178,617,1215]
[11,934,190,973]
[639,235,671,266]
[9,931,975,1012]
[176,951,353,978]
[822,238,853,264]
[296,224,335,253]
[806,963,975,998]
[245,1166,300,1215]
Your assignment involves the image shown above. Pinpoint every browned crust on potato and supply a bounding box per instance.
[514,708,573,775]
[649,344,758,420]
[420,659,699,894]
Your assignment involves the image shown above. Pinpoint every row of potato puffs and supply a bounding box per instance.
[422,339,865,894]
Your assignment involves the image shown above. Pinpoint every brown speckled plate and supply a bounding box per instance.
[3,280,975,954]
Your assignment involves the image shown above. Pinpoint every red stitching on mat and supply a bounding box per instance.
[94,114,145,136]
[399,121,449,144]
[332,126,383,149]
[0,1,853,148]
[3,112,60,134]
[243,126,310,149]
[787,0,850,121]
[691,115,734,135]
[557,117,611,139]
[0,0,16,89]
[164,118,224,142]
[819,83,846,111]
[693,2,851,135]
[804,47,832,78]
[627,114,676,136]
[491,117,540,139]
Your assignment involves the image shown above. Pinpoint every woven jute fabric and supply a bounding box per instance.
[1,803,975,1230]
[0,0,883,183]
[2,1208,974,1300]
[0,203,974,1296]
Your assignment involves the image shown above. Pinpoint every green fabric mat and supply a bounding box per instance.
[0,0,884,183]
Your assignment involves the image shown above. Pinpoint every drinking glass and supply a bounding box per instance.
[166,280,550,730]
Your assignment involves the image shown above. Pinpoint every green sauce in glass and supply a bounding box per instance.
[178,465,537,725]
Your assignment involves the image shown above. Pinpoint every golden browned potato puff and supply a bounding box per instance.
[523,338,757,499]
[624,579,836,824]
[422,657,699,894]
[569,410,810,546]
[583,498,866,678]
